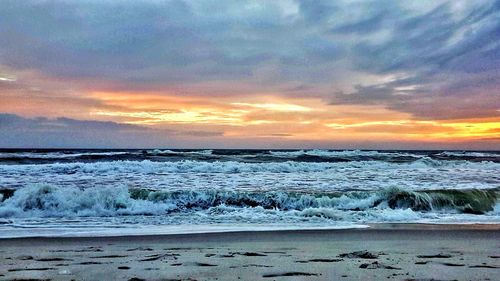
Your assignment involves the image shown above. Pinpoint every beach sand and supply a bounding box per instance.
[0,224,499,281]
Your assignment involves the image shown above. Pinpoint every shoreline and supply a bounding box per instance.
[1,222,499,241]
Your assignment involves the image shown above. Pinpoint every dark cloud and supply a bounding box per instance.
[330,11,388,35]
[332,69,500,120]
[0,114,223,148]
[0,0,498,121]
[349,1,500,73]
[0,0,326,83]
[0,114,141,131]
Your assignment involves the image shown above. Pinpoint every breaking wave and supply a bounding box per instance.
[1,185,497,219]
[1,158,498,176]
[1,149,498,164]
[0,149,499,234]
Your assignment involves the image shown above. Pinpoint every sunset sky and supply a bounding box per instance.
[0,0,499,149]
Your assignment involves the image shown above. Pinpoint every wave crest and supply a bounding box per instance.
[0,186,497,219]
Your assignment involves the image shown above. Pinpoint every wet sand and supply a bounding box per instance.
[0,224,499,281]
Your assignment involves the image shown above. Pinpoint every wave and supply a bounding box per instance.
[149,149,214,156]
[0,151,142,165]
[0,149,498,164]
[1,158,498,177]
[270,149,411,158]
[436,151,500,157]
[0,160,345,174]
[1,185,497,219]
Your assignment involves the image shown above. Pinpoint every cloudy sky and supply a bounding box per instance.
[0,0,499,149]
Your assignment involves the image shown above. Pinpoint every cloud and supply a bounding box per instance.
[0,0,498,123]
[0,114,222,148]
[332,69,500,119]
[0,0,320,83]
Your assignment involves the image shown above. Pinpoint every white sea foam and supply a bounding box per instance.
[0,151,131,159]
[436,151,500,157]
[0,150,498,237]
[0,183,498,238]
[269,149,415,158]
[0,185,497,220]
[0,159,497,195]
[0,185,175,218]
[1,149,497,163]
[1,158,498,174]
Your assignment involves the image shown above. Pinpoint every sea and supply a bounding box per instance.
[0,149,499,238]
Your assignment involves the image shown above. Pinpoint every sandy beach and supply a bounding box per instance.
[0,224,499,281]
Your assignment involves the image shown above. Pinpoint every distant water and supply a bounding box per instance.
[0,149,499,237]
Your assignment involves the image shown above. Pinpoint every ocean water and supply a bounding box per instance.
[0,149,499,237]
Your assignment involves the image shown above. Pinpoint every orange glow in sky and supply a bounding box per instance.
[68,91,500,145]
[1,73,498,149]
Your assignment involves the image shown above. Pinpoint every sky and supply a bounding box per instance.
[0,0,499,149]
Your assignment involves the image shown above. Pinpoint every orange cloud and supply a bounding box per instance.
[1,73,498,147]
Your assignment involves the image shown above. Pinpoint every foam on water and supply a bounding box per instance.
[0,185,497,220]
[269,149,414,158]
[1,158,497,194]
[1,149,499,165]
[0,149,499,237]
[0,151,130,159]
